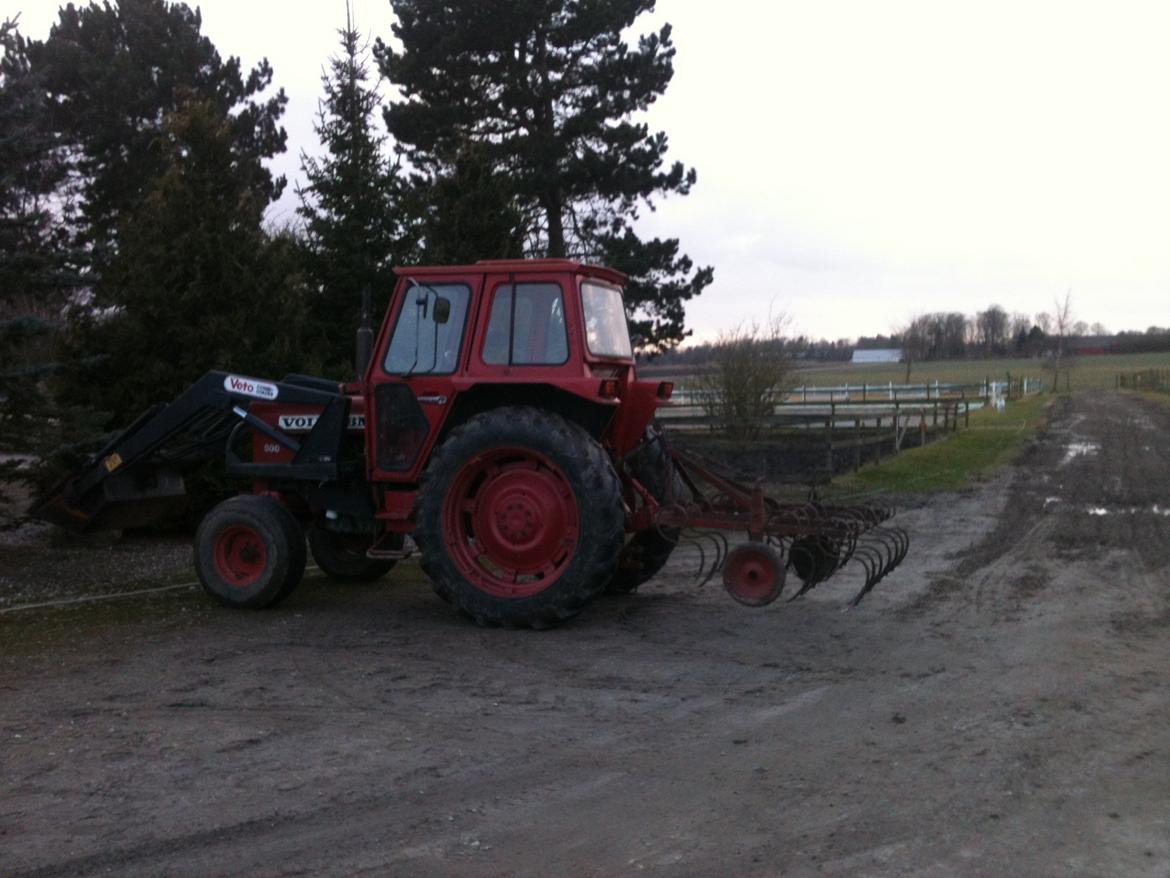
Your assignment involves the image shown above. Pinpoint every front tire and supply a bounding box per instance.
[414,406,624,628]
[194,495,306,608]
[308,526,397,582]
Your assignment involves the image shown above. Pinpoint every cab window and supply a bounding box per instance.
[383,283,471,375]
[482,282,569,365]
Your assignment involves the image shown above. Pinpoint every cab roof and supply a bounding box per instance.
[392,258,627,287]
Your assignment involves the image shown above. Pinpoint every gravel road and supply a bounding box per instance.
[2,391,1169,877]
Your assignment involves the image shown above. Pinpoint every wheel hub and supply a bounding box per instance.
[445,448,580,598]
[213,524,268,587]
[723,542,786,607]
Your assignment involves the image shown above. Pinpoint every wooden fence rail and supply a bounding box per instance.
[1117,369,1170,393]
[659,398,974,477]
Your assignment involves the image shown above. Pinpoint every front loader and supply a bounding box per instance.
[33,259,908,627]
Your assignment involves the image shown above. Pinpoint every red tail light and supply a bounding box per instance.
[598,379,620,399]
[657,381,674,400]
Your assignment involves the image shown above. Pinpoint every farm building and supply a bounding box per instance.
[851,348,903,364]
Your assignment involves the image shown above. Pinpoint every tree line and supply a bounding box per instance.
[646,304,1170,373]
[0,0,711,484]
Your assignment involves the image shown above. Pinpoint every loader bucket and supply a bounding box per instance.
[33,465,188,531]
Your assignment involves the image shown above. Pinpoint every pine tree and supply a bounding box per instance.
[298,6,412,376]
[415,139,525,265]
[29,0,287,273]
[376,0,712,353]
[0,18,101,508]
[59,98,311,425]
[0,17,70,315]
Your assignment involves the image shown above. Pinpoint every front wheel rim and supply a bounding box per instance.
[442,447,580,598]
[213,524,268,586]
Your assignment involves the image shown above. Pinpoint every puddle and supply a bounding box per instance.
[1043,497,1170,517]
[1061,442,1099,465]
[1080,505,1170,517]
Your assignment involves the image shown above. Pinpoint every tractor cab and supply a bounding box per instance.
[362,259,668,488]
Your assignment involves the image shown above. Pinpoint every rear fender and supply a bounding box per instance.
[436,383,617,445]
[606,379,662,456]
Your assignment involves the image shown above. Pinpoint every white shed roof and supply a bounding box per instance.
[851,348,903,364]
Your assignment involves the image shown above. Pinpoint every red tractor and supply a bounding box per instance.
[35,259,907,627]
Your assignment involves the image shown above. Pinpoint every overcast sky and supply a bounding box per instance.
[10,0,1170,341]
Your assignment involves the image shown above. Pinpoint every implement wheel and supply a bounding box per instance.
[723,542,786,607]
[414,406,624,628]
[308,526,397,582]
[195,495,306,608]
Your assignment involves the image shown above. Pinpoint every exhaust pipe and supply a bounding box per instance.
[355,286,373,378]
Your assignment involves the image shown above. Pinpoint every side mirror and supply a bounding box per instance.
[432,296,451,325]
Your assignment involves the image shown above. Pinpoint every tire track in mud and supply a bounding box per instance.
[906,392,1170,624]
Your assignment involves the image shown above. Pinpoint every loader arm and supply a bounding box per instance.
[32,371,346,531]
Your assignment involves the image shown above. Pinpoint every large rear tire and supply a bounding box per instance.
[414,406,624,628]
[194,495,306,609]
[308,526,397,582]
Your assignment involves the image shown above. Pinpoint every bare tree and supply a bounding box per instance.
[975,304,1010,355]
[1009,312,1031,351]
[1035,311,1053,335]
[1049,290,1075,392]
[699,315,793,438]
[899,315,930,381]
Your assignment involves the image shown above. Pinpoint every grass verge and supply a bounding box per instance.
[828,392,1052,495]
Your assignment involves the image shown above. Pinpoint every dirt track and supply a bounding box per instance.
[3,391,1170,877]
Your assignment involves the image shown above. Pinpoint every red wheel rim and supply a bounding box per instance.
[213,524,268,587]
[723,544,785,607]
[442,447,579,598]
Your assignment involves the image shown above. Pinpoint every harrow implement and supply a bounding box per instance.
[629,443,909,608]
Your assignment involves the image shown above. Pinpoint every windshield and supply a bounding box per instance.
[581,281,633,359]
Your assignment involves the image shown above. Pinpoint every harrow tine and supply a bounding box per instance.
[686,534,707,583]
[701,531,729,587]
[848,526,910,606]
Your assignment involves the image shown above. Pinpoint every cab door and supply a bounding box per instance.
[365,273,481,482]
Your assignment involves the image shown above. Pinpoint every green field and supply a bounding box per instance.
[828,392,1052,496]
[790,351,1170,392]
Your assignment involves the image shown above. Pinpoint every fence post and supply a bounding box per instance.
[824,406,834,476]
[965,400,970,428]
[854,414,862,472]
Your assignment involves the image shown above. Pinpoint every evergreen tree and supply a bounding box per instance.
[415,139,525,265]
[376,0,711,352]
[0,17,71,315]
[59,98,311,425]
[298,7,412,376]
[29,0,287,272]
[0,18,103,507]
